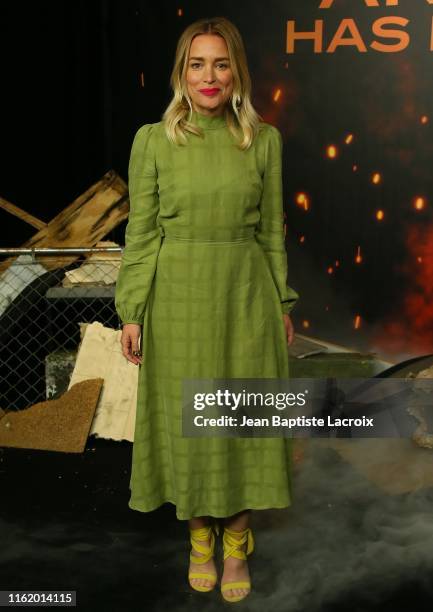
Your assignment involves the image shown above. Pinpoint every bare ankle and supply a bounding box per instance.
[189,515,211,530]
[223,509,251,532]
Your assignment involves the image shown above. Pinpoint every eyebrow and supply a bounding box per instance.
[189,56,230,61]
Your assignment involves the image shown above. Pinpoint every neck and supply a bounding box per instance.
[189,108,228,130]
[193,105,224,118]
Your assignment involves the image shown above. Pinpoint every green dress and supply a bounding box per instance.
[115,110,300,520]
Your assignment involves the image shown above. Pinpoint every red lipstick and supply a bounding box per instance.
[199,88,220,96]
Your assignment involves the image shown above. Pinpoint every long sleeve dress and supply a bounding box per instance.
[115,109,300,521]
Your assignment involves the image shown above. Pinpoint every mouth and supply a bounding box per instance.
[199,88,221,96]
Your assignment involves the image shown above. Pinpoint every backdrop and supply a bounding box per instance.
[2,0,432,362]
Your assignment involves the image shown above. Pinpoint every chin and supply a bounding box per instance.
[203,98,225,108]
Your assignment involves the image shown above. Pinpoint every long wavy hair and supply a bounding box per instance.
[162,16,263,150]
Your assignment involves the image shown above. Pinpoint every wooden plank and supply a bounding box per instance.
[0,170,129,275]
[0,196,47,230]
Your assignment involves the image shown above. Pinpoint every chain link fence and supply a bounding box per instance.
[0,247,123,412]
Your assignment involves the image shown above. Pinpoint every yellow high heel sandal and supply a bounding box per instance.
[188,523,220,592]
[221,526,255,603]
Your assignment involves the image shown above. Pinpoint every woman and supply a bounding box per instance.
[115,16,299,604]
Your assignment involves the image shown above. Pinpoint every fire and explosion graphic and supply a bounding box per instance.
[241,1,433,362]
[375,224,433,356]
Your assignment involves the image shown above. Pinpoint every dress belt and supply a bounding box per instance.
[159,226,256,244]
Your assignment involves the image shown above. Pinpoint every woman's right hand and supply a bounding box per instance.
[121,323,143,365]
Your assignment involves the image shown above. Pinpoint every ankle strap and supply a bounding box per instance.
[190,525,212,539]
[189,525,217,564]
[190,523,219,538]
[223,526,254,561]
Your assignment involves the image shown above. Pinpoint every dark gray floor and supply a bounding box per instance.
[1,437,433,611]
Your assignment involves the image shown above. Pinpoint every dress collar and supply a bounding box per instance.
[189,109,227,130]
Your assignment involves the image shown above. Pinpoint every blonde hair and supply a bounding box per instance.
[162,16,263,150]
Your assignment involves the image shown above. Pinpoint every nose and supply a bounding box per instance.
[203,64,216,83]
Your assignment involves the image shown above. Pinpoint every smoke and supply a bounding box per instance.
[239,439,433,611]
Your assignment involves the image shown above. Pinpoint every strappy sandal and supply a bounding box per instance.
[221,526,255,603]
[188,522,220,592]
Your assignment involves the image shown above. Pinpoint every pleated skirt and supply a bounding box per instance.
[128,234,294,520]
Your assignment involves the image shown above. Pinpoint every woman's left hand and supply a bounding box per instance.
[283,313,295,346]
